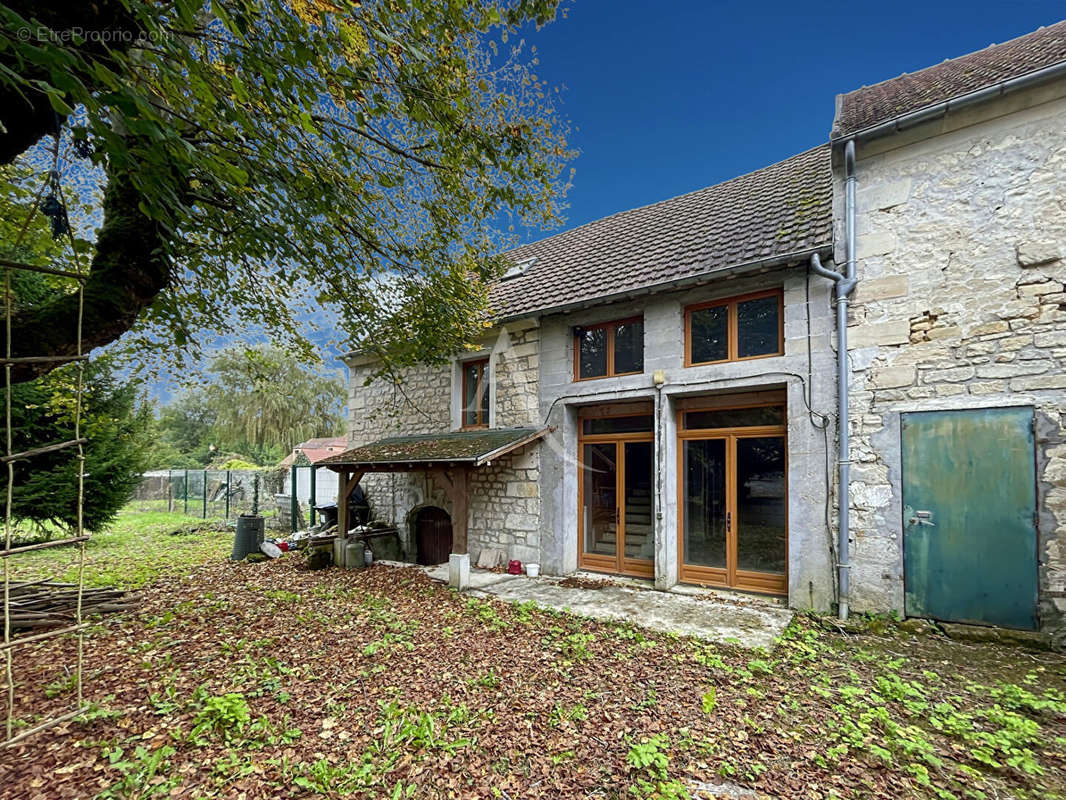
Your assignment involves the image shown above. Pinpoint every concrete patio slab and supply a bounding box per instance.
[469,575,794,649]
[402,563,791,648]
[421,562,522,590]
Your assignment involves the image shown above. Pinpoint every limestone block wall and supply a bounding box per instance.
[493,321,541,430]
[837,90,1066,630]
[344,321,541,563]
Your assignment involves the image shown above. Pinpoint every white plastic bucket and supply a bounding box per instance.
[525,563,540,577]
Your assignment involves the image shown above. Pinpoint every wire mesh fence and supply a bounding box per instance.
[128,466,338,531]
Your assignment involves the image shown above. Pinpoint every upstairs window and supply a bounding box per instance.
[462,358,490,428]
[685,289,783,367]
[574,317,644,380]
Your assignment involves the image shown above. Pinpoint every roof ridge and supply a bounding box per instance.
[506,142,830,257]
[489,145,832,319]
[839,20,1066,98]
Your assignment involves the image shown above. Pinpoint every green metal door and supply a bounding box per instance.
[901,407,1038,630]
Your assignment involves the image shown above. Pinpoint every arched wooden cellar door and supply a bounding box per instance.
[415,507,453,566]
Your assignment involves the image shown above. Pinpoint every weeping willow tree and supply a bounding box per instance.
[0,0,572,384]
[202,344,344,460]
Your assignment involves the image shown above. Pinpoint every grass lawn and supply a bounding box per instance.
[7,509,234,589]
[0,511,1064,799]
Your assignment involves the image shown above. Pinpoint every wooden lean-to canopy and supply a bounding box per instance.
[319,427,549,555]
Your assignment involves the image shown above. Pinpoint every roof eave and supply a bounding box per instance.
[321,427,549,472]
[324,457,480,471]
[832,58,1066,145]
[473,426,550,466]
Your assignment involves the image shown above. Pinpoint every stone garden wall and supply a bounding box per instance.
[344,321,542,564]
[838,89,1066,631]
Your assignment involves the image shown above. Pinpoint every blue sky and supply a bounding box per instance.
[144,3,1065,399]
[520,1,1065,233]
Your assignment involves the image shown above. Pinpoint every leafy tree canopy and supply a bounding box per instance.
[149,343,344,467]
[203,343,345,458]
[0,0,571,383]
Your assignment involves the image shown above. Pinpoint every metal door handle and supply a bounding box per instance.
[908,509,935,527]
[726,510,732,533]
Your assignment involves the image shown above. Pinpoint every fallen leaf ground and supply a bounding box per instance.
[1,512,1065,800]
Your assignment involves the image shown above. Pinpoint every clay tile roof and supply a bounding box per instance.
[292,435,349,464]
[834,20,1066,138]
[318,427,547,470]
[298,436,348,449]
[488,145,832,320]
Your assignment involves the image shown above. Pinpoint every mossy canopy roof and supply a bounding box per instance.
[318,427,547,470]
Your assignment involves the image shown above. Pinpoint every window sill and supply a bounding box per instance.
[574,370,644,382]
[684,351,783,368]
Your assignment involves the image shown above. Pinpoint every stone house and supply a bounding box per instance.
[322,21,1066,638]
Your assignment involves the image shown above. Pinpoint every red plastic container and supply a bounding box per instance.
[507,559,522,575]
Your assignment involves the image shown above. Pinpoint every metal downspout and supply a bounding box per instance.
[810,138,858,621]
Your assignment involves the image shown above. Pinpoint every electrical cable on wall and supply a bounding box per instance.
[541,270,839,604]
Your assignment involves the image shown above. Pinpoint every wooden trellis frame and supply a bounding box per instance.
[2,134,91,747]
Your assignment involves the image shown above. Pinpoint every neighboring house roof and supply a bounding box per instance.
[488,144,832,320]
[281,435,349,467]
[301,436,348,448]
[834,20,1066,138]
[319,428,547,470]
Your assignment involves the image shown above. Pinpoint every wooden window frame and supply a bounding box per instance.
[461,358,490,429]
[573,316,644,381]
[684,288,784,368]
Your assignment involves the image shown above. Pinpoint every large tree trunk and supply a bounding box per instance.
[0,163,176,383]
[0,1,177,384]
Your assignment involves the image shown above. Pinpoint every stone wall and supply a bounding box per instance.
[344,321,542,564]
[839,89,1066,630]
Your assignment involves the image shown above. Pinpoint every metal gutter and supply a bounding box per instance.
[810,139,858,622]
[833,59,1066,144]
[494,244,834,324]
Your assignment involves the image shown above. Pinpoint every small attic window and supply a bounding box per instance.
[501,256,537,280]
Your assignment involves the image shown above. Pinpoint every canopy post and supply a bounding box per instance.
[441,466,470,590]
[451,467,469,556]
[338,470,365,537]
[337,470,349,537]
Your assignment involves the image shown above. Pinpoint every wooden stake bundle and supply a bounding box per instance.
[2,581,134,630]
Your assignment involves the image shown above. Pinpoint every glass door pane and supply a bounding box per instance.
[622,441,654,562]
[582,442,617,558]
[683,439,727,568]
[736,436,786,574]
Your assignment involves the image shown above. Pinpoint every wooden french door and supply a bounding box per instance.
[678,398,787,595]
[578,410,655,578]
